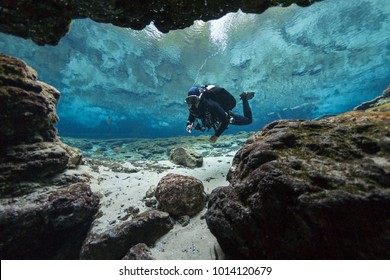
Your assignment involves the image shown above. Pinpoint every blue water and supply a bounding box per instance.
[0,0,389,139]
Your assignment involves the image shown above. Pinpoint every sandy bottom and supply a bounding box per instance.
[70,149,237,260]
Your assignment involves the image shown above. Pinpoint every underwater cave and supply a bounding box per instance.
[1,0,390,264]
[1,0,389,139]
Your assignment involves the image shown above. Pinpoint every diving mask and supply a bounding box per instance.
[185,95,200,106]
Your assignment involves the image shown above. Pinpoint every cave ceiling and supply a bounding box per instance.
[0,0,321,45]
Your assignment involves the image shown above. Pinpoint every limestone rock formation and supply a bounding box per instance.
[0,53,59,146]
[0,0,321,45]
[0,54,98,260]
[0,53,82,186]
[0,142,82,193]
[80,210,174,259]
[0,182,100,259]
[206,100,390,259]
[155,173,207,217]
[169,147,203,168]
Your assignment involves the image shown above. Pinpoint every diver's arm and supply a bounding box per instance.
[186,113,196,133]
[188,113,196,124]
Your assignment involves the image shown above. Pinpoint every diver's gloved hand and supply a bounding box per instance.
[240,91,255,100]
[186,122,194,133]
[209,135,218,144]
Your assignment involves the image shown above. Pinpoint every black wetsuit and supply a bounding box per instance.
[187,87,252,137]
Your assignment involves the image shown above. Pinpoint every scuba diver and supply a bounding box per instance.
[185,85,254,143]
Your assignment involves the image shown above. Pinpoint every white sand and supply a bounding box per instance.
[74,151,237,260]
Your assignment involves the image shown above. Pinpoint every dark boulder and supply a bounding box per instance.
[155,173,207,217]
[80,210,174,259]
[206,104,390,259]
[122,243,154,260]
[0,183,100,259]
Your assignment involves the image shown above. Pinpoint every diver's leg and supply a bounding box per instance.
[229,107,251,126]
[242,97,252,122]
[230,92,254,125]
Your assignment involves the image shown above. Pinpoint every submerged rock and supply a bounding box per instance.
[0,54,59,145]
[155,173,207,217]
[0,54,82,186]
[0,141,82,194]
[206,100,390,259]
[122,243,154,260]
[169,147,203,168]
[0,54,98,260]
[0,183,99,259]
[80,210,174,260]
